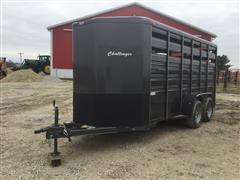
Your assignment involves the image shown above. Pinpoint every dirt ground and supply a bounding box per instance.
[217,83,240,95]
[0,81,239,179]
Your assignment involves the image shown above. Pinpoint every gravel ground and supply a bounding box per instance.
[0,81,239,179]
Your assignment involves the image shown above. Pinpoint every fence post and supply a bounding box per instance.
[217,71,219,84]
[235,71,239,85]
[223,68,228,91]
[222,71,224,83]
[228,70,231,82]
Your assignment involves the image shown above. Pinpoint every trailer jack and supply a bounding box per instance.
[34,101,67,166]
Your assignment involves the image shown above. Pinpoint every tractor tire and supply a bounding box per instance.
[186,100,202,129]
[42,64,50,75]
[202,97,214,122]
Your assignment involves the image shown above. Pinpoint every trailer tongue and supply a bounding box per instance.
[34,101,131,166]
[35,16,217,166]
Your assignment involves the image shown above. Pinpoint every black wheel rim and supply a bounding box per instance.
[195,104,202,123]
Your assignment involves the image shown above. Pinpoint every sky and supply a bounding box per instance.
[1,0,239,68]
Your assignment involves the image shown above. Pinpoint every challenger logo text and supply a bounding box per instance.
[107,51,133,57]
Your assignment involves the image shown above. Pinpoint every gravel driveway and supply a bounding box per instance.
[0,81,239,179]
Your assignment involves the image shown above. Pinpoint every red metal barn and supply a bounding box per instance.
[48,3,217,78]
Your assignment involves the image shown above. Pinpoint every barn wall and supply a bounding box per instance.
[51,5,213,78]
[52,24,72,69]
[52,6,136,71]
[133,6,212,41]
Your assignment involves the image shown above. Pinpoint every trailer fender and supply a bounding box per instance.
[182,92,213,116]
[182,95,197,116]
[196,93,213,105]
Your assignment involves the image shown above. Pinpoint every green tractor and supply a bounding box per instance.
[21,55,51,75]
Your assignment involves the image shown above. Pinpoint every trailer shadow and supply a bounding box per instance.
[64,118,189,159]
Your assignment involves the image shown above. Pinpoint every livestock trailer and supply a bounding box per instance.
[35,17,217,166]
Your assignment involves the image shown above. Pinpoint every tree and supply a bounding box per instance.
[216,55,231,84]
[217,55,231,71]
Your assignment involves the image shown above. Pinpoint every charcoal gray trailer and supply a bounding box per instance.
[35,17,217,166]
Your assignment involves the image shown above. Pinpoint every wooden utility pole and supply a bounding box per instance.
[18,52,23,63]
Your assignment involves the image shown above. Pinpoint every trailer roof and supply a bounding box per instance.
[47,2,217,39]
[77,16,217,47]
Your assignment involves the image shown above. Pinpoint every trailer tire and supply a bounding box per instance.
[202,97,213,122]
[186,100,202,129]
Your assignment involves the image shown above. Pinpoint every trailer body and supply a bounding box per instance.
[35,17,217,166]
[73,17,217,129]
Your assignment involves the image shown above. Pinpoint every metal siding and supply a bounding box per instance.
[52,24,73,69]
[149,21,217,121]
[52,5,212,69]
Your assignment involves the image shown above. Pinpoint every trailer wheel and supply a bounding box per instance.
[186,100,202,128]
[202,97,213,122]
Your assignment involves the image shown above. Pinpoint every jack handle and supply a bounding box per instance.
[34,127,50,134]
[34,100,57,134]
